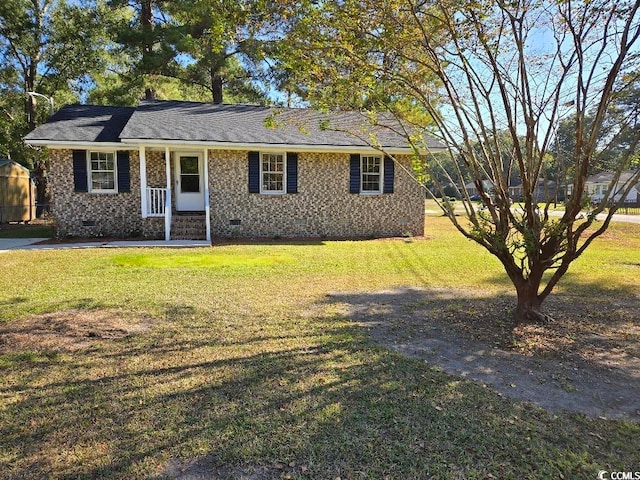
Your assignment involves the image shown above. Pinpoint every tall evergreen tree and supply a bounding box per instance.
[0,0,111,211]
[105,0,280,104]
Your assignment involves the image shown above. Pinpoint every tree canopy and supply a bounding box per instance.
[281,0,640,322]
[0,0,112,209]
[101,0,282,104]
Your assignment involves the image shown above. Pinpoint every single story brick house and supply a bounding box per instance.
[24,100,443,240]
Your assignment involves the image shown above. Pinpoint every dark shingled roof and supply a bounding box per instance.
[24,104,135,143]
[119,100,443,149]
[25,100,445,150]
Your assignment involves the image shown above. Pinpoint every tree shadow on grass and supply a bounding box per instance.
[322,287,640,421]
[1,295,639,479]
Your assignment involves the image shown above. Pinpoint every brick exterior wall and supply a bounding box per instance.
[48,148,425,239]
[209,150,424,237]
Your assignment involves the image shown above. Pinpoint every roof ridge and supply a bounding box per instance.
[59,103,136,109]
[138,99,271,109]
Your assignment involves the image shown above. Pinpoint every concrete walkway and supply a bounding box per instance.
[0,238,211,252]
[426,208,640,224]
[0,238,50,250]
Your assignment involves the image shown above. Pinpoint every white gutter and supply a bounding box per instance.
[24,140,125,149]
[118,139,442,155]
[25,139,444,155]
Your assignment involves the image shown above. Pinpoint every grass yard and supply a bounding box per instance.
[0,220,54,239]
[0,216,639,479]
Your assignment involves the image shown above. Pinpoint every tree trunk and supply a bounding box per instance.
[514,281,548,324]
[26,65,37,131]
[501,256,550,325]
[33,159,48,217]
[26,95,37,131]
[211,69,223,104]
[141,0,156,100]
[25,71,48,216]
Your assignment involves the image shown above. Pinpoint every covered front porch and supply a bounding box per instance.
[138,146,211,242]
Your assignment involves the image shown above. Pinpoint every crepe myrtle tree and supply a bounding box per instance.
[286,0,640,323]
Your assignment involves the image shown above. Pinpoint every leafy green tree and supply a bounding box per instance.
[167,0,271,104]
[105,0,278,104]
[0,0,111,210]
[105,0,180,100]
[284,0,640,323]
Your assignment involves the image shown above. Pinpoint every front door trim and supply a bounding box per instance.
[174,151,205,211]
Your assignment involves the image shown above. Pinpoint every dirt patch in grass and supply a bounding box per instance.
[161,457,297,480]
[329,287,640,421]
[0,309,153,353]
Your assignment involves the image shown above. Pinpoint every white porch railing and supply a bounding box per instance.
[146,187,167,217]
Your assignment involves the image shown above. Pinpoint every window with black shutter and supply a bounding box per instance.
[350,153,395,195]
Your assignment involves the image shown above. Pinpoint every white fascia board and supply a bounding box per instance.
[118,138,440,155]
[25,140,125,149]
[26,138,445,155]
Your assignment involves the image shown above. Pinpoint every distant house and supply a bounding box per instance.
[567,170,640,204]
[24,100,445,240]
[464,180,495,198]
[508,179,558,202]
[0,159,36,223]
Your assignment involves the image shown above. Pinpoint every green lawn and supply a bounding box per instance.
[1,217,639,479]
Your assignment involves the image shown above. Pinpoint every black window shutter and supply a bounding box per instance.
[72,150,88,192]
[117,151,130,193]
[248,151,260,193]
[383,156,395,193]
[286,152,298,194]
[349,154,360,193]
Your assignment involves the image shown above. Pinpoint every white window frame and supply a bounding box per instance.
[360,154,383,195]
[260,152,287,195]
[88,150,118,194]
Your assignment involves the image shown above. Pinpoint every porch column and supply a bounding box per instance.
[204,148,211,242]
[139,146,147,218]
[164,147,172,241]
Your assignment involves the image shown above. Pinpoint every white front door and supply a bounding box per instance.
[174,153,205,211]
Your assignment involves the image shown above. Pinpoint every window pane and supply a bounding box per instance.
[89,152,116,191]
[361,156,381,192]
[180,157,199,174]
[362,173,380,192]
[181,175,200,193]
[362,156,380,173]
[261,154,285,191]
[263,173,283,191]
[92,172,115,190]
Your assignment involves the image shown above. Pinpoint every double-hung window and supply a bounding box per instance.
[361,155,382,194]
[89,151,117,193]
[261,152,286,194]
